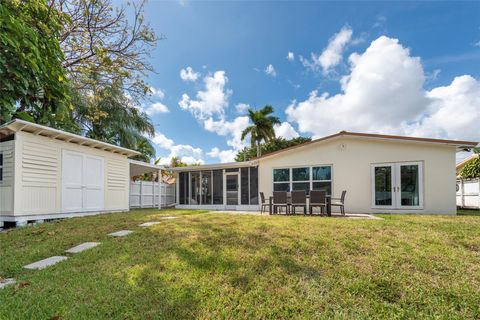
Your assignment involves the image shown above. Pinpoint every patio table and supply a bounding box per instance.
[268,194,331,216]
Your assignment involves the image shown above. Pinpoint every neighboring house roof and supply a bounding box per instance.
[456,153,479,170]
[253,130,479,161]
[0,119,140,157]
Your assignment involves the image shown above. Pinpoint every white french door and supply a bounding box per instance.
[371,162,424,209]
[62,150,104,213]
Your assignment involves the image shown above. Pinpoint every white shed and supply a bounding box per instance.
[0,119,144,227]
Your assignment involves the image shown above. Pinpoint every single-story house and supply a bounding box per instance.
[1,119,478,226]
[171,131,478,215]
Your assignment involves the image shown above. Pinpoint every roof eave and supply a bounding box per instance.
[1,119,141,157]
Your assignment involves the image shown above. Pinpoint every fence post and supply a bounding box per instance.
[158,169,162,210]
[478,178,480,208]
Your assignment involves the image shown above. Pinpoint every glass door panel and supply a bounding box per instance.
[372,162,423,209]
[226,174,239,205]
[397,163,422,208]
[373,164,394,207]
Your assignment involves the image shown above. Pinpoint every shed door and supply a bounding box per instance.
[62,150,104,213]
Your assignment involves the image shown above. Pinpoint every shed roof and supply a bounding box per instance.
[0,119,140,157]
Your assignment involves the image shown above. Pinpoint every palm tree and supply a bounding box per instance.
[241,105,280,158]
[74,81,156,162]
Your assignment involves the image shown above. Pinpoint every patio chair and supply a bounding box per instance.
[309,190,326,215]
[330,190,347,215]
[273,191,289,214]
[291,190,307,214]
[260,192,270,214]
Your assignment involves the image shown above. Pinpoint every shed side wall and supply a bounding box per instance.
[13,131,130,216]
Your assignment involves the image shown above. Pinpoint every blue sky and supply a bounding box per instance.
[130,1,480,164]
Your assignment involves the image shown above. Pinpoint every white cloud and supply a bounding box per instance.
[151,132,204,165]
[179,71,231,119]
[204,116,250,150]
[235,103,250,114]
[287,52,295,61]
[167,144,204,165]
[265,64,277,77]
[180,66,200,82]
[150,87,165,99]
[145,102,169,115]
[301,25,353,73]
[287,35,480,143]
[474,40,480,48]
[426,69,441,82]
[207,147,237,163]
[152,132,174,149]
[404,75,480,141]
[274,122,299,139]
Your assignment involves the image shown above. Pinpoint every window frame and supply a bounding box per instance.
[272,165,333,195]
[0,152,3,183]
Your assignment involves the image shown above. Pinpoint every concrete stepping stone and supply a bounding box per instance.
[0,278,15,289]
[138,222,161,227]
[24,256,68,270]
[108,230,133,237]
[65,242,100,253]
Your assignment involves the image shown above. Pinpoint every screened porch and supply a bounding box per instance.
[172,163,260,211]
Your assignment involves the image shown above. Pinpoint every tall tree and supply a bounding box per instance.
[235,136,312,162]
[0,0,73,130]
[74,81,155,162]
[241,105,281,157]
[55,0,159,105]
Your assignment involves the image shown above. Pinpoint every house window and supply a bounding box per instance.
[273,168,290,191]
[311,166,332,195]
[273,165,332,195]
[0,153,3,182]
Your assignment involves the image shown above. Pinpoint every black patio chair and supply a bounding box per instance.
[260,192,270,214]
[291,190,307,214]
[309,190,326,215]
[273,191,289,214]
[330,190,347,215]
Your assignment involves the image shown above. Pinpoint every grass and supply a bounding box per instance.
[1,209,480,319]
[457,208,480,216]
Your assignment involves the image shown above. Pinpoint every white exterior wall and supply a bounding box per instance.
[9,131,130,218]
[258,137,457,215]
[0,140,15,214]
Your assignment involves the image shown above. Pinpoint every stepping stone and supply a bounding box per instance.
[160,216,177,220]
[24,256,68,270]
[65,242,100,254]
[138,222,161,227]
[108,230,133,237]
[0,278,15,289]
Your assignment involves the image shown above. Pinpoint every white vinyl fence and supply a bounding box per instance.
[456,179,480,209]
[130,181,176,208]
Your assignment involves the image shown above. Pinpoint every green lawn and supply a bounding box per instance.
[1,209,480,319]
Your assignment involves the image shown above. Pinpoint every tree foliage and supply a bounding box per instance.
[459,156,480,179]
[0,0,73,129]
[235,136,312,162]
[74,81,155,162]
[241,105,281,157]
[56,0,159,104]
[1,0,161,162]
